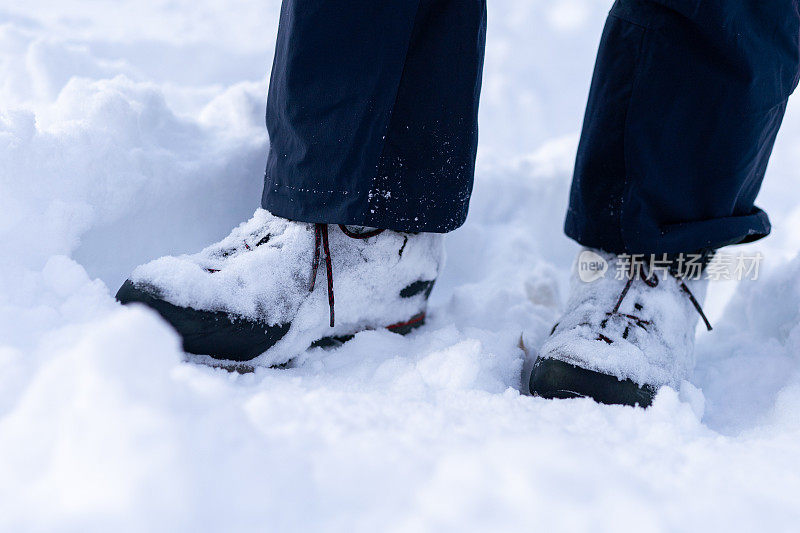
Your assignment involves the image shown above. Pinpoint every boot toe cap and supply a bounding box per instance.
[116,280,290,362]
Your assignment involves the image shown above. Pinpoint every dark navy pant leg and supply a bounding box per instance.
[566,0,800,254]
[262,0,486,233]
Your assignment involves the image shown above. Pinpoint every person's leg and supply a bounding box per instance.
[118,0,487,364]
[533,0,800,407]
[566,0,800,255]
[262,0,487,233]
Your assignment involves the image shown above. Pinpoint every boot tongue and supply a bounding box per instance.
[610,255,712,332]
[310,224,388,328]
[342,225,380,234]
[338,225,385,239]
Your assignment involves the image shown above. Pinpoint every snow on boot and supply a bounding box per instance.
[116,209,443,368]
[530,249,712,408]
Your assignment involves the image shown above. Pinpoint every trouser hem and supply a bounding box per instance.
[565,208,771,255]
[261,179,466,233]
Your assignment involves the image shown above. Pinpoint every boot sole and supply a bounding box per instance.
[529,357,656,408]
[193,315,427,373]
[310,312,426,348]
[117,280,427,370]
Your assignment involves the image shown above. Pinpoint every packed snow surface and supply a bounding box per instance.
[1,1,800,531]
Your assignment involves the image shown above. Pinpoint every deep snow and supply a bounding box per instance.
[1,0,800,531]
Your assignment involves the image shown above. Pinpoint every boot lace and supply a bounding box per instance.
[598,260,712,344]
[310,224,385,327]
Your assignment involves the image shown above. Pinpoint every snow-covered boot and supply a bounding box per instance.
[530,249,712,407]
[116,209,443,367]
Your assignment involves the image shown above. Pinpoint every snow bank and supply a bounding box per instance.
[1,1,800,531]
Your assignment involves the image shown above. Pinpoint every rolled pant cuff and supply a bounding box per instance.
[565,207,771,255]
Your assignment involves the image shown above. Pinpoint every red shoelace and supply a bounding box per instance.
[309,224,385,327]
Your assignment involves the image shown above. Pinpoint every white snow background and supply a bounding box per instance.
[2,0,800,531]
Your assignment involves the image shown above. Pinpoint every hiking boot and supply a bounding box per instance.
[116,209,443,367]
[530,249,712,407]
